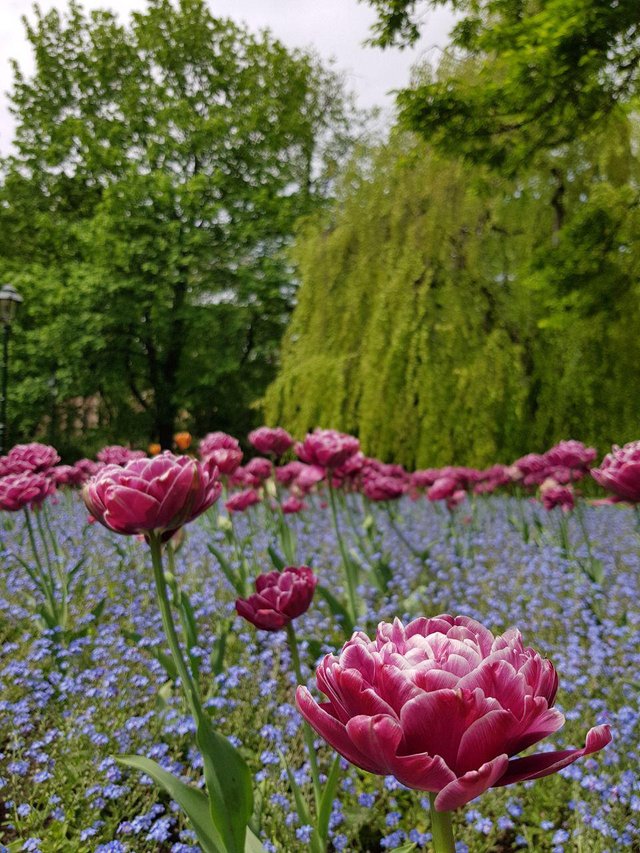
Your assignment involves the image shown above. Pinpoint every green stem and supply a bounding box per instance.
[327,480,358,625]
[574,501,594,563]
[428,794,455,853]
[42,502,60,557]
[24,509,58,623]
[286,623,322,810]
[148,534,202,721]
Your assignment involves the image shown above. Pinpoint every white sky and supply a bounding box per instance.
[0,0,454,153]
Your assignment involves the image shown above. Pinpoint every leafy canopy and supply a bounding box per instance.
[363,0,640,168]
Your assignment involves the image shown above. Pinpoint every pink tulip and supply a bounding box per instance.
[51,465,83,487]
[83,452,221,540]
[295,428,360,469]
[199,432,243,476]
[544,440,596,475]
[248,426,293,457]
[4,442,60,474]
[427,477,458,502]
[512,453,549,487]
[235,566,318,631]
[410,469,441,491]
[225,488,261,513]
[244,457,273,481]
[592,441,640,502]
[276,461,305,485]
[297,615,610,812]
[281,496,306,514]
[96,445,146,466]
[333,452,366,481]
[362,475,405,502]
[540,480,575,512]
[0,472,55,511]
[295,464,326,492]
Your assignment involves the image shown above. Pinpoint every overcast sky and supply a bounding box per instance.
[0,0,454,153]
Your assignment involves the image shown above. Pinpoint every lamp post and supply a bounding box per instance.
[0,284,23,455]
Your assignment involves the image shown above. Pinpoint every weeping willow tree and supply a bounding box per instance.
[264,113,640,467]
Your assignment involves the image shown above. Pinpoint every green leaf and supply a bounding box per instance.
[267,544,286,571]
[196,715,254,853]
[244,827,267,853]
[317,753,341,844]
[316,585,354,636]
[208,543,246,596]
[117,755,224,853]
[389,844,417,853]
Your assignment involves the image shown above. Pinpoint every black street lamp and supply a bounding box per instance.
[0,284,23,454]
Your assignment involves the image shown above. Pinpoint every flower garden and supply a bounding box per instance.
[0,432,638,852]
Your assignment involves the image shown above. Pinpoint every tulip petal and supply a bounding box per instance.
[389,753,456,792]
[493,725,612,787]
[400,689,479,767]
[434,754,509,811]
[456,709,514,774]
[295,687,382,774]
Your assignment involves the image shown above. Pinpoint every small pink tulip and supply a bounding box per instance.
[276,461,305,485]
[83,452,221,540]
[295,464,326,493]
[540,480,575,512]
[297,615,611,812]
[199,432,243,476]
[235,566,317,631]
[0,472,55,511]
[544,440,596,475]
[244,457,273,481]
[427,477,458,502]
[281,496,306,514]
[4,443,60,474]
[225,489,261,513]
[248,426,293,457]
[96,445,146,466]
[362,475,405,502]
[295,428,360,470]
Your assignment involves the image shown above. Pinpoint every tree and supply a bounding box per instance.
[363,0,640,169]
[264,119,640,467]
[0,0,360,450]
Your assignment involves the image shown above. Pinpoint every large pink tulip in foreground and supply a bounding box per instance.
[297,615,610,813]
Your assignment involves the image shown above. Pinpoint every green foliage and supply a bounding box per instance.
[0,0,359,451]
[364,0,640,168]
[265,120,640,467]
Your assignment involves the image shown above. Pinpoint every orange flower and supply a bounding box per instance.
[174,431,192,451]
[148,442,162,456]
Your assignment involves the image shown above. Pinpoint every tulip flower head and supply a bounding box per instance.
[4,442,60,474]
[174,431,192,451]
[297,615,610,812]
[236,566,317,631]
[199,431,243,476]
[244,457,273,482]
[0,472,55,511]
[248,426,293,457]
[97,445,146,466]
[592,441,640,502]
[225,488,261,513]
[540,480,575,512]
[296,428,360,470]
[83,452,221,541]
[362,475,406,502]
